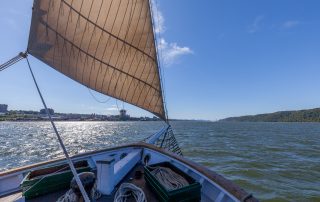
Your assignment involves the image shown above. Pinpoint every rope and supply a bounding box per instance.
[114,183,146,202]
[24,55,91,202]
[56,189,78,202]
[56,182,102,202]
[87,87,111,103]
[90,182,102,201]
[150,166,189,191]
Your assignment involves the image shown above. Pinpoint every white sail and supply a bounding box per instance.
[28,0,166,120]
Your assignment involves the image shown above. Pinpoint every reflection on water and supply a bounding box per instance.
[0,121,164,170]
[0,121,319,201]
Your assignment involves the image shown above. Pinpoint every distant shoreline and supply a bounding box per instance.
[220,107,320,122]
[0,110,210,122]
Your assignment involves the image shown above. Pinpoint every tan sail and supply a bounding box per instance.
[27,0,166,120]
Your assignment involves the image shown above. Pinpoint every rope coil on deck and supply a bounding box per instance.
[150,167,189,191]
[114,183,146,202]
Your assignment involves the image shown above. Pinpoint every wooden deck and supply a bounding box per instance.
[0,164,158,202]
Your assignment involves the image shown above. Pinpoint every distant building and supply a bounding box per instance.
[119,109,130,121]
[40,108,54,115]
[0,104,8,113]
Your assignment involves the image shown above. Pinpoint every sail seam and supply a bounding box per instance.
[114,0,142,98]
[66,0,85,81]
[123,0,152,103]
[104,0,135,95]
[91,0,117,90]
[60,0,75,79]
[61,0,156,63]
[33,22,161,93]
[106,0,140,98]
[74,0,95,82]
[123,24,155,104]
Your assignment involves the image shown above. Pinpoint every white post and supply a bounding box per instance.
[96,158,115,195]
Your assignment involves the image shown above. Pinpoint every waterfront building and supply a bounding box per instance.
[40,108,54,115]
[0,104,8,113]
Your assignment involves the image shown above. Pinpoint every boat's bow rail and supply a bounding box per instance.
[0,143,258,202]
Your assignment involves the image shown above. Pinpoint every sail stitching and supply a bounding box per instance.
[99,0,126,93]
[108,0,139,98]
[39,22,161,93]
[73,0,95,81]
[115,0,142,98]
[104,0,134,95]
[60,0,75,78]
[62,0,156,62]
[89,0,116,89]
[82,0,115,90]
[111,1,152,101]
[126,6,157,105]
[51,0,64,73]
[123,0,152,103]
[83,0,105,86]
[135,4,161,112]
[65,0,85,79]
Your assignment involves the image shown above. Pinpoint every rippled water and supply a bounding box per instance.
[0,121,319,201]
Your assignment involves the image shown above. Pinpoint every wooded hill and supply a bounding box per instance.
[220,108,320,122]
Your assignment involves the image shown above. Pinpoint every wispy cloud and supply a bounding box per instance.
[248,15,264,33]
[151,0,192,67]
[158,38,193,66]
[106,105,118,111]
[152,2,165,34]
[282,20,301,29]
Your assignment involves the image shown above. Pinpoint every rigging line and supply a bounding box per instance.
[23,54,90,202]
[148,0,169,121]
[116,100,120,111]
[87,87,111,103]
[0,53,24,72]
[155,3,168,121]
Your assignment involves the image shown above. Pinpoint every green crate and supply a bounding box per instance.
[144,162,201,202]
[21,160,91,199]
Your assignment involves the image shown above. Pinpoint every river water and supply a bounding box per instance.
[0,121,319,201]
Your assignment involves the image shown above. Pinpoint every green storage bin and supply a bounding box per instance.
[144,162,201,202]
[21,160,91,199]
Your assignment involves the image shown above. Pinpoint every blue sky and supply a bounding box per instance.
[1,0,320,121]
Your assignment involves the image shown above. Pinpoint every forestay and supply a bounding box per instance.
[28,0,166,120]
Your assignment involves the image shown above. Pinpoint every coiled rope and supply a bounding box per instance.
[56,182,101,202]
[114,183,146,202]
[150,167,189,191]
